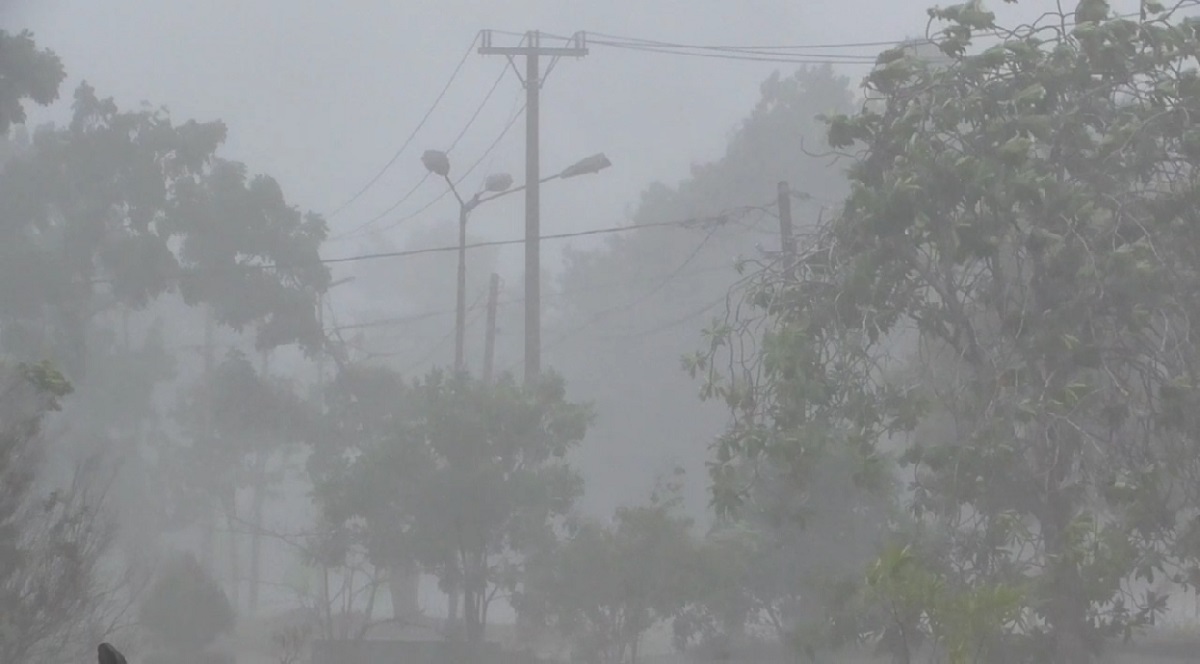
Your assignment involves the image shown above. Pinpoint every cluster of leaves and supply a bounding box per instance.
[309,367,592,643]
[0,30,65,134]
[517,475,698,664]
[0,81,330,368]
[675,448,893,660]
[693,1,1200,661]
[863,542,1027,664]
[172,350,310,523]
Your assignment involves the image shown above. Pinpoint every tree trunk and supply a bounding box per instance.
[446,584,460,638]
[462,551,488,645]
[321,563,333,640]
[1038,429,1091,664]
[389,561,420,623]
[224,493,240,613]
[201,309,217,574]
[462,579,481,644]
[249,451,267,616]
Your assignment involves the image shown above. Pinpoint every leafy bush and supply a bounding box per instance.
[140,553,235,652]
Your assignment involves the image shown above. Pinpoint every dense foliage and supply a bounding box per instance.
[518,475,697,664]
[140,553,235,653]
[310,368,592,643]
[0,30,64,134]
[693,1,1200,661]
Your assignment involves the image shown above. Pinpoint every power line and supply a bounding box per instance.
[584,30,912,52]
[607,293,729,340]
[328,204,776,368]
[361,101,527,238]
[320,211,738,267]
[588,38,879,65]
[330,61,517,242]
[83,209,739,289]
[496,214,761,374]
[327,34,481,219]
[399,290,488,373]
[546,12,1156,67]
[531,225,722,360]
[328,261,738,333]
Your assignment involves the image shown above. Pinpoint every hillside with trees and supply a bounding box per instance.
[545,65,854,520]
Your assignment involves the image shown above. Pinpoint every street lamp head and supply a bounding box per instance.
[559,153,611,179]
[422,150,451,177]
[483,173,514,193]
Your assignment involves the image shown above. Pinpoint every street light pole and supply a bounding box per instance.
[455,202,469,373]
[425,150,514,375]
[423,150,610,377]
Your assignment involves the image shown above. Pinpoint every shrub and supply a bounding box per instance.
[139,553,235,653]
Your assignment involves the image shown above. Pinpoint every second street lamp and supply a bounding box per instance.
[422,150,513,374]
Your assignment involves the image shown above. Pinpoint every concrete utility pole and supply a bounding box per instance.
[479,30,588,384]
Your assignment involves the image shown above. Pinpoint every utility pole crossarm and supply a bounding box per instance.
[478,30,588,58]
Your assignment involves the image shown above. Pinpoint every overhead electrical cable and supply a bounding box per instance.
[320,210,736,267]
[371,102,526,235]
[536,13,1153,67]
[401,290,489,373]
[87,210,721,290]
[327,33,481,219]
[330,61,516,242]
[532,225,723,361]
[583,31,915,51]
[328,261,739,333]
[586,38,879,65]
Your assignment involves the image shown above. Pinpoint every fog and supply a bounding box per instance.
[6,1,1200,664]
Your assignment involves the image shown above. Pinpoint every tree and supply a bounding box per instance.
[693,2,1200,661]
[676,444,892,660]
[311,367,591,645]
[0,71,329,384]
[173,349,310,614]
[140,552,235,662]
[305,362,424,638]
[0,361,128,663]
[0,59,330,606]
[518,475,698,664]
[0,30,65,134]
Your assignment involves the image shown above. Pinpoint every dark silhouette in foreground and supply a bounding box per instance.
[98,643,128,664]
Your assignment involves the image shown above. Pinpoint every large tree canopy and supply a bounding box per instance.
[0,81,330,372]
[695,2,1200,662]
[518,478,697,664]
[0,30,64,134]
[310,367,592,644]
